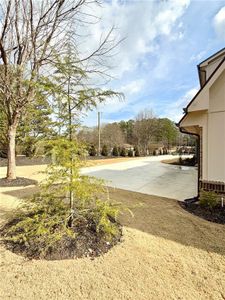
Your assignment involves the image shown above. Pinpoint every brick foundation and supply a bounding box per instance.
[200,179,225,193]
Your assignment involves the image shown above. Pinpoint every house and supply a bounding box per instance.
[179,48,225,196]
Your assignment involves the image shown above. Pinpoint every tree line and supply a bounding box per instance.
[77,110,196,156]
[0,105,195,159]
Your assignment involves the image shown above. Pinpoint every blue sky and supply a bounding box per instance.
[82,0,225,126]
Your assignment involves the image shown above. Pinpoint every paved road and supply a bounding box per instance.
[82,155,198,201]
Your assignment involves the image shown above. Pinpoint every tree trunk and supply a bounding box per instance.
[6,125,17,180]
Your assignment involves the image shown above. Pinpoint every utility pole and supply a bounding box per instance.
[98,112,101,156]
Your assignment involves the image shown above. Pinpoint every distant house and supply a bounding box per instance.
[179,48,225,195]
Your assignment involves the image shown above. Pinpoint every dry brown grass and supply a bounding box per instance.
[0,164,225,299]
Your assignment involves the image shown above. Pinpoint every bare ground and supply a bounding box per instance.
[0,164,225,300]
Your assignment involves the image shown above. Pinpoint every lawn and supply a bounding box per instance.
[0,162,225,299]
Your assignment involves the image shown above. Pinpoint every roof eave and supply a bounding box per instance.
[178,56,225,127]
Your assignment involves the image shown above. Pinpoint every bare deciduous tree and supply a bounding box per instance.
[134,109,158,155]
[0,0,120,179]
[101,122,125,149]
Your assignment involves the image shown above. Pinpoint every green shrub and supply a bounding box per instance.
[112,146,119,156]
[22,136,36,157]
[128,149,133,157]
[179,156,183,165]
[163,148,168,155]
[2,195,72,258]
[120,147,126,157]
[89,145,97,156]
[199,190,219,210]
[134,147,140,157]
[101,144,108,156]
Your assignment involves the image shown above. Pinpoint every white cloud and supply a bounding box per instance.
[120,79,145,95]
[214,6,225,41]
[77,0,191,78]
[190,51,206,62]
[78,0,191,126]
[160,87,199,122]
[96,79,145,115]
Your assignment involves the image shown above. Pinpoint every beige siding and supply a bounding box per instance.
[181,111,207,128]
[188,88,209,112]
[209,70,225,112]
[207,71,225,182]
[207,112,225,181]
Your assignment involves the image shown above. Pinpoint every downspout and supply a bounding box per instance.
[176,124,200,203]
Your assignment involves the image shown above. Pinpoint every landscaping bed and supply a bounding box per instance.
[180,202,225,224]
[1,214,122,260]
[0,177,37,187]
[162,155,197,167]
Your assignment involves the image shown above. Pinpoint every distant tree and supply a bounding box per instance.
[112,146,119,157]
[101,123,125,149]
[89,145,97,157]
[163,147,168,155]
[156,118,178,148]
[120,147,126,157]
[134,146,140,157]
[128,149,133,157]
[101,145,108,156]
[77,127,99,147]
[119,119,135,144]
[134,109,158,155]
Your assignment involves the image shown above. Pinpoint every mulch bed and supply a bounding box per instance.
[0,177,38,187]
[162,156,197,167]
[180,202,225,224]
[1,216,122,260]
[0,156,51,167]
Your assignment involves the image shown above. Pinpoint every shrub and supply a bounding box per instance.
[199,190,219,210]
[120,147,126,157]
[183,155,196,166]
[101,144,108,156]
[134,147,140,157]
[0,148,7,158]
[163,148,168,155]
[128,149,133,157]
[112,146,119,157]
[22,136,36,157]
[89,145,97,156]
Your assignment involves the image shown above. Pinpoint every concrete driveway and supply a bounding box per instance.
[82,155,198,201]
